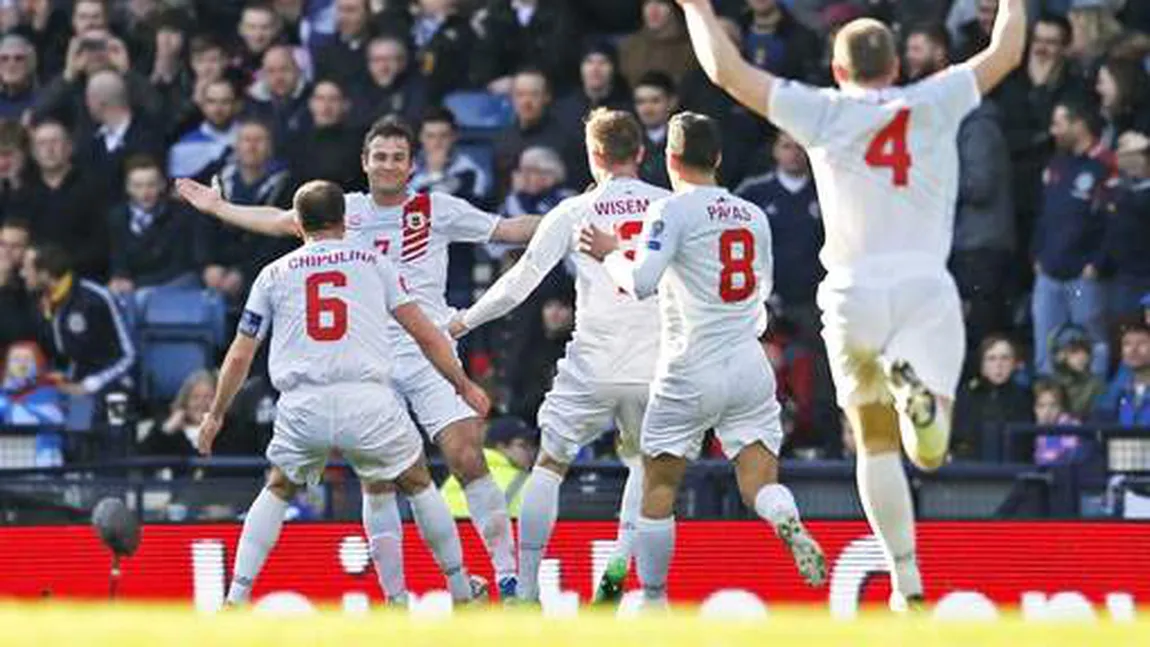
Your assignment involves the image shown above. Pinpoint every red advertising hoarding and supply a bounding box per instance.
[2,521,1148,611]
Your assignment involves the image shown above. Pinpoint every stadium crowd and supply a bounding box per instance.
[0,0,1148,470]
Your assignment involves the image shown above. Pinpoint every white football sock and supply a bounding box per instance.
[516,466,562,601]
[856,452,922,598]
[408,486,472,602]
[464,474,517,581]
[362,491,407,603]
[610,457,643,567]
[752,483,801,531]
[227,487,289,604]
[635,515,675,602]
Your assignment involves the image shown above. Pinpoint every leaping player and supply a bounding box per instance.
[581,112,827,608]
[198,180,491,606]
[672,0,1026,609]
[448,109,671,604]
[179,117,541,601]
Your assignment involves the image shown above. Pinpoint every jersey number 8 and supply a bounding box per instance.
[719,229,756,303]
[306,271,348,341]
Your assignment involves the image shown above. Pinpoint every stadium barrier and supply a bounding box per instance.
[1,520,1148,616]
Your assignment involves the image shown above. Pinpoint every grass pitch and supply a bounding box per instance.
[3,602,1147,647]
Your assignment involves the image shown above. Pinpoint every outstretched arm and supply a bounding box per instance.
[198,334,259,455]
[490,215,542,244]
[963,0,1026,94]
[393,302,491,417]
[456,210,571,335]
[175,177,299,238]
[678,0,775,119]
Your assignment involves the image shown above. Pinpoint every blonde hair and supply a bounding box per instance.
[584,108,644,166]
[833,18,897,83]
[173,369,217,413]
[1068,7,1124,62]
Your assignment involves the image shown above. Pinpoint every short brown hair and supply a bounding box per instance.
[293,180,345,232]
[363,115,417,156]
[667,111,721,171]
[834,18,898,83]
[585,108,643,165]
[0,119,28,152]
[124,154,163,178]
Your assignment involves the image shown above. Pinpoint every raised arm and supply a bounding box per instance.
[490,215,542,244]
[677,0,775,119]
[963,0,1027,95]
[393,302,491,417]
[175,177,299,238]
[456,209,571,336]
[198,334,259,455]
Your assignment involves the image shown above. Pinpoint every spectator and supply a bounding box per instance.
[167,79,241,181]
[201,118,295,300]
[632,71,676,189]
[554,41,632,133]
[1094,323,1150,426]
[80,69,165,196]
[146,11,195,140]
[737,131,823,339]
[1032,99,1111,377]
[351,35,427,128]
[762,313,822,455]
[953,334,1034,460]
[906,24,1016,370]
[1032,378,1084,466]
[1050,327,1106,420]
[139,369,217,457]
[311,0,373,93]
[1095,58,1150,151]
[1102,132,1150,320]
[738,0,821,83]
[411,106,490,205]
[0,219,38,350]
[0,34,39,121]
[15,0,71,83]
[271,0,333,49]
[20,243,135,398]
[951,0,997,62]
[1067,0,1125,70]
[16,120,108,279]
[506,294,573,426]
[501,146,574,218]
[441,416,537,518]
[618,0,697,90]
[0,340,63,431]
[382,0,476,103]
[189,34,231,97]
[246,45,311,157]
[235,3,284,82]
[470,0,582,95]
[0,119,30,217]
[107,156,202,296]
[493,68,569,200]
[287,79,363,191]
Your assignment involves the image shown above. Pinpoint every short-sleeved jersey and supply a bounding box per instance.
[241,238,412,392]
[343,191,499,356]
[768,66,981,285]
[464,177,670,383]
[605,186,772,374]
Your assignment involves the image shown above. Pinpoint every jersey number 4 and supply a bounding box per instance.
[306,271,348,341]
[719,229,756,303]
[865,108,912,188]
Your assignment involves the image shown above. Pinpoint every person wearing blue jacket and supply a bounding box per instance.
[1095,323,1150,427]
[1031,98,1111,376]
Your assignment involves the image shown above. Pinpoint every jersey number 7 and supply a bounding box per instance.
[865,108,912,188]
[306,271,348,341]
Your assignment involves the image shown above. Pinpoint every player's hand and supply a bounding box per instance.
[197,413,224,456]
[176,177,225,215]
[459,380,491,418]
[578,224,619,262]
[447,314,469,340]
[1082,264,1099,280]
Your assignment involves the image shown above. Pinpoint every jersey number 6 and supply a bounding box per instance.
[865,108,912,187]
[306,271,348,341]
[719,229,756,303]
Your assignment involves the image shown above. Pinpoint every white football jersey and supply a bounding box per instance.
[462,176,670,383]
[342,191,499,357]
[605,186,772,374]
[768,66,981,284]
[241,238,412,392]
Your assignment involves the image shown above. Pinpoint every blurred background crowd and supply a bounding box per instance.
[0,0,1147,475]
